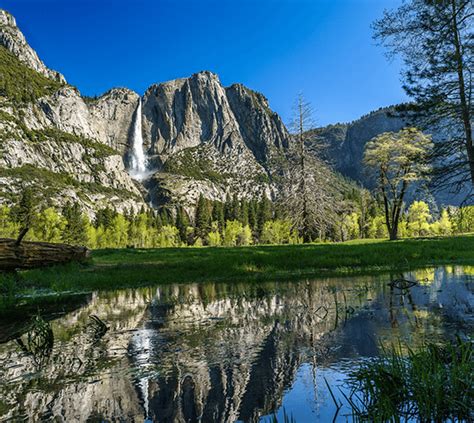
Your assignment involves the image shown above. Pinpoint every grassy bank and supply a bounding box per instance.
[2,235,474,296]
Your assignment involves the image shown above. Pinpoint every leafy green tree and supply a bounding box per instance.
[364,127,432,240]
[373,0,474,189]
[454,206,474,233]
[238,225,253,246]
[0,205,19,238]
[207,222,222,246]
[407,201,432,237]
[223,220,243,247]
[129,212,150,247]
[33,207,66,243]
[368,215,389,239]
[341,212,360,241]
[261,220,293,245]
[107,214,129,248]
[155,225,180,247]
[85,221,98,249]
[432,209,453,236]
[61,202,88,245]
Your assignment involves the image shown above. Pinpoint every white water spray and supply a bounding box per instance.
[129,99,148,180]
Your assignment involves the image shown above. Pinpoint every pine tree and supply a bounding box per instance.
[231,194,240,221]
[212,201,225,231]
[160,209,171,227]
[248,199,257,231]
[62,202,88,245]
[176,206,190,243]
[373,0,474,190]
[240,199,249,226]
[12,186,36,243]
[95,207,117,229]
[224,193,233,222]
[195,194,211,239]
[257,196,272,238]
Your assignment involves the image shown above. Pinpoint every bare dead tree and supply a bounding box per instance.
[278,94,339,242]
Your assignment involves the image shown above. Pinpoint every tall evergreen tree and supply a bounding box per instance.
[224,193,233,222]
[195,194,211,239]
[95,207,117,229]
[176,206,190,243]
[13,186,36,243]
[248,199,257,231]
[239,199,249,226]
[373,0,474,191]
[257,196,272,237]
[62,202,88,245]
[212,201,225,231]
[231,194,240,221]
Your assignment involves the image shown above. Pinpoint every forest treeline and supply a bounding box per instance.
[0,191,472,249]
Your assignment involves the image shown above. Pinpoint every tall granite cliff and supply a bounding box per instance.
[0,8,464,215]
[1,8,343,216]
[312,108,406,187]
[314,108,469,205]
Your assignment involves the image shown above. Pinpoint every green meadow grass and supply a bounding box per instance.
[4,235,474,294]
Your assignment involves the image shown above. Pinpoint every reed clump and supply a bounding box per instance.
[347,338,473,422]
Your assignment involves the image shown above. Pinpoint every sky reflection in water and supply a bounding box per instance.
[0,266,472,422]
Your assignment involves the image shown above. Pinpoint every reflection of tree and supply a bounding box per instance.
[1,290,150,422]
[16,315,54,367]
[1,270,470,422]
[141,280,378,422]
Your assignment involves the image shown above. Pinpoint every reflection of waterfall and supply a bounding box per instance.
[130,328,153,419]
[129,99,148,180]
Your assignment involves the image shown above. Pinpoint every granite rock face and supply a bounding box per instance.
[313,108,406,187]
[0,9,65,83]
[0,8,343,215]
[140,72,291,207]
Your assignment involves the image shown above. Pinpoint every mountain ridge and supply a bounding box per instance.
[0,9,313,216]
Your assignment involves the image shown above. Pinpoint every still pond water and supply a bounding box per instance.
[0,266,473,422]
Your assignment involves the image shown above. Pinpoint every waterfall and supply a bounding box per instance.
[129,99,148,180]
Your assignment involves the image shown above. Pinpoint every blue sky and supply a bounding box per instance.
[2,0,407,126]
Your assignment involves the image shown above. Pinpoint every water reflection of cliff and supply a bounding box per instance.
[0,267,472,422]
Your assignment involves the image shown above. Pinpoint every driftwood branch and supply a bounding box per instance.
[0,238,90,271]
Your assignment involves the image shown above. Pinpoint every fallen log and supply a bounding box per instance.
[0,238,90,271]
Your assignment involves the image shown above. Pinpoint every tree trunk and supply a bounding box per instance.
[0,238,90,271]
[451,0,474,185]
[389,226,398,241]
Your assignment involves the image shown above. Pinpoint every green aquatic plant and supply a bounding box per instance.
[267,408,296,423]
[346,338,473,422]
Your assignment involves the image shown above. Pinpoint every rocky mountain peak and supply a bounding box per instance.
[0,8,354,213]
[0,9,65,83]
